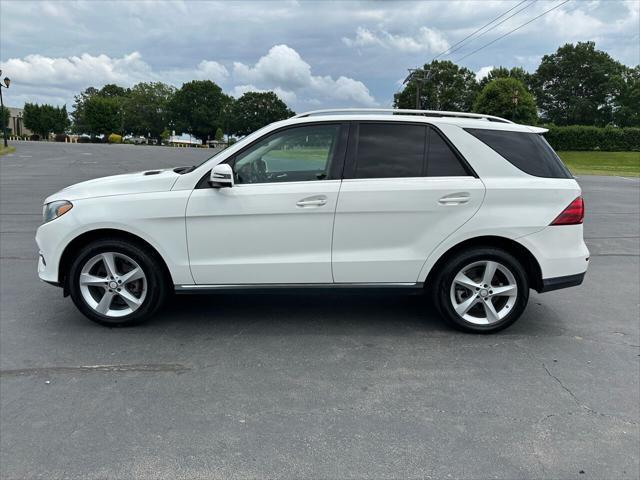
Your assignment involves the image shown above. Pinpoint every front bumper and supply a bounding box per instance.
[35,210,78,285]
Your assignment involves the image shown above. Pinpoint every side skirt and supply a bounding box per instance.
[175,282,425,295]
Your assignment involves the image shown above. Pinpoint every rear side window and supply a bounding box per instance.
[465,128,572,178]
[352,123,470,179]
[427,128,469,176]
[355,123,426,178]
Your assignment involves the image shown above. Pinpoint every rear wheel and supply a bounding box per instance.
[68,239,167,326]
[433,248,529,333]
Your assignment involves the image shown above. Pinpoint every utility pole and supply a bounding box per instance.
[403,68,431,110]
[511,89,519,121]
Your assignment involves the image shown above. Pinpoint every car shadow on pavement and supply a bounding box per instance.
[142,291,558,337]
[149,291,444,333]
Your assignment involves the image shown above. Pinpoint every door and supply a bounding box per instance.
[332,122,485,283]
[186,123,346,285]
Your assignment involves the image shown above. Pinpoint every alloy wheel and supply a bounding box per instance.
[449,260,518,325]
[78,252,147,318]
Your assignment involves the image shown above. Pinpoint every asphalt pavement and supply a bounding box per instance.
[1,141,638,479]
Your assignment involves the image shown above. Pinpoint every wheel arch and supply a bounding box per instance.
[58,228,174,296]
[424,235,543,292]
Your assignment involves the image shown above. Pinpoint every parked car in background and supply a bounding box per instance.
[36,109,588,333]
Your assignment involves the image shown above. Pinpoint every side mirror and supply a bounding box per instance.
[209,163,234,188]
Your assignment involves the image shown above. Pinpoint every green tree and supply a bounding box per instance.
[479,66,532,90]
[228,91,294,136]
[72,84,128,135]
[214,127,224,141]
[123,82,175,144]
[532,41,626,126]
[394,60,478,111]
[612,66,640,127]
[169,80,230,142]
[473,77,537,124]
[83,96,122,138]
[56,105,70,134]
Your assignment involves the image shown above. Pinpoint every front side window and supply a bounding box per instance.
[232,124,340,184]
[465,128,572,178]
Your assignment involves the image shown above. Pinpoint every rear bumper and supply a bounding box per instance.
[539,272,585,293]
[517,224,589,280]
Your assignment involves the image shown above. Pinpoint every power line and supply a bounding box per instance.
[455,0,572,63]
[443,0,538,59]
[433,0,535,61]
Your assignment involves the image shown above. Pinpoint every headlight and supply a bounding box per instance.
[42,200,73,224]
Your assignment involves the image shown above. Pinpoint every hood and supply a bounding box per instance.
[45,168,180,203]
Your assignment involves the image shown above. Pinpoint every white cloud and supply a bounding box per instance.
[475,66,494,81]
[343,26,449,53]
[2,52,154,89]
[231,84,297,104]
[0,45,377,110]
[194,60,229,83]
[233,45,312,90]
[232,44,377,106]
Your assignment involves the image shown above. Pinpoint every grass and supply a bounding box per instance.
[557,151,640,177]
[0,145,16,156]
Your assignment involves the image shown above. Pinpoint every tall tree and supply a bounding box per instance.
[72,84,128,135]
[123,82,175,143]
[612,65,640,127]
[394,60,479,111]
[473,77,537,124]
[23,103,69,138]
[170,80,230,142]
[228,91,294,136]
[479,66,533,90]
[83,96,122,137]
[532,41,626,126]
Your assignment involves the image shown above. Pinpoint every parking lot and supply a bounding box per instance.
[1,141,638,479]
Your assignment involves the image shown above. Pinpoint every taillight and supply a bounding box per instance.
[550,196,584,225]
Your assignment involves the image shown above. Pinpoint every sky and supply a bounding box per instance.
[0,0,638,112]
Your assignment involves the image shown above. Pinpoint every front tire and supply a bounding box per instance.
[68,239,167,326]
[432,247,529,333]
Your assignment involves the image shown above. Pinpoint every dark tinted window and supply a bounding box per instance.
[355,123,426,178]
[427,128,468,176]
[465,128,572,178]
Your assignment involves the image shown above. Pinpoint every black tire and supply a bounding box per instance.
[68,238,168,327]
[432,247,529,334]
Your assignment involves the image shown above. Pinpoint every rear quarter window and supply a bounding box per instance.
[465,128,572,179]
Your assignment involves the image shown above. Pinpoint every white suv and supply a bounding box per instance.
[36,109,589,333]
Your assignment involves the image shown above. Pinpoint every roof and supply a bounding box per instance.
[289,108,547,134]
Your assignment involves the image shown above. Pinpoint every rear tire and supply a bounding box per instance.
[68,239,168,327]
[432,247,529,333]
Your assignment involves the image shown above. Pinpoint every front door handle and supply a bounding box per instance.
[296,195,328,207]
[439,192,471,205]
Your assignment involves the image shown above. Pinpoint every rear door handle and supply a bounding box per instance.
[296,195,327,207]
[439,192,471,205]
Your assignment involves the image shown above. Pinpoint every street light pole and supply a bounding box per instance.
[0,70,11,148]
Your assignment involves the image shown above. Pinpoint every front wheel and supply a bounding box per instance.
[433,248,529,333]
[68,239,167,326]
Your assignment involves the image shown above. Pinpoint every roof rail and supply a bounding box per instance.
[292,108,514,124]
